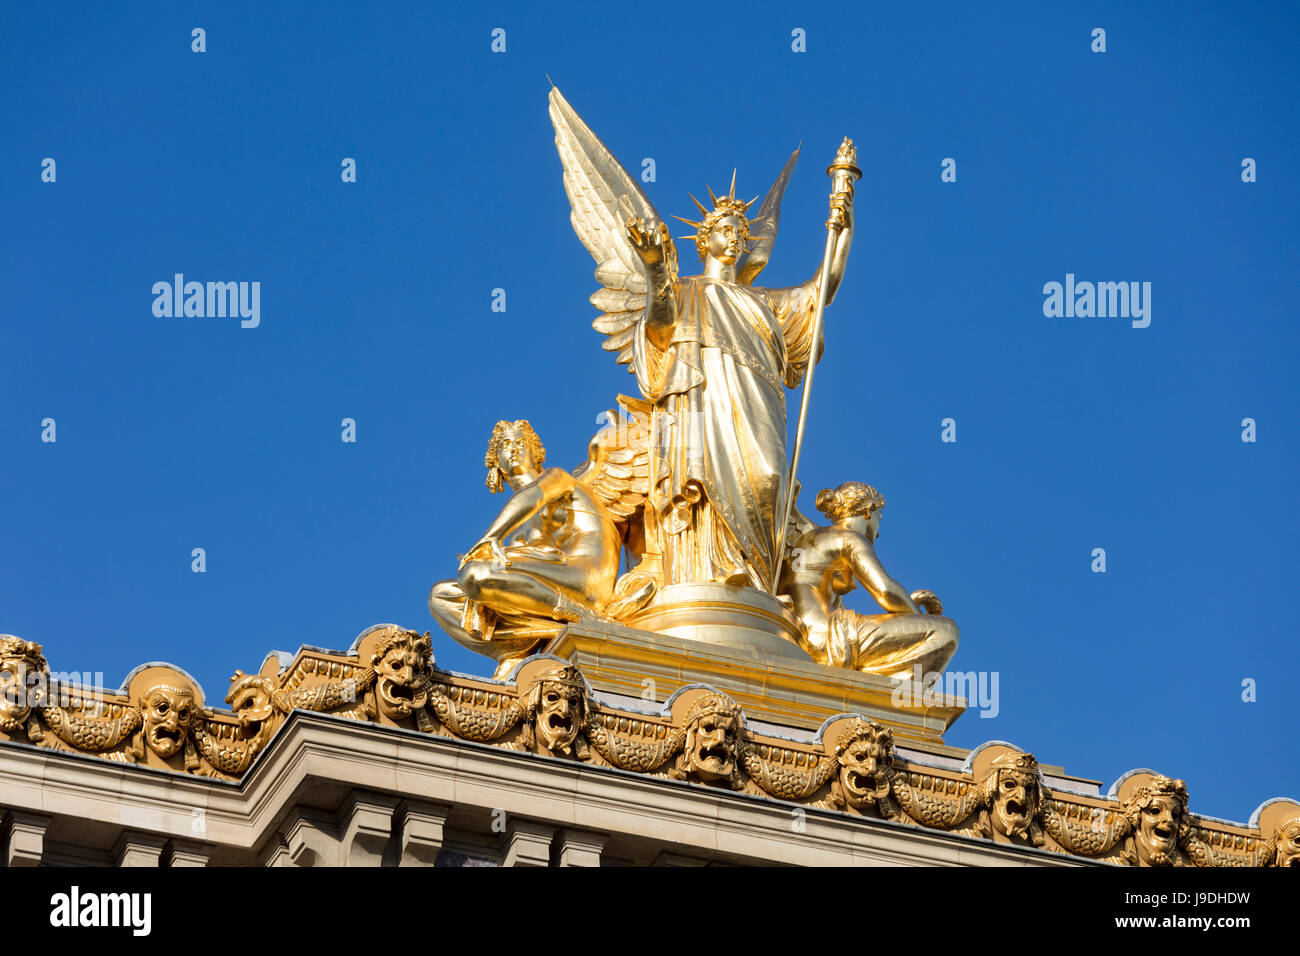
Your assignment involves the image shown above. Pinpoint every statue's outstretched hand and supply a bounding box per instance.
[911,589,943,615]
[626,216,671,271]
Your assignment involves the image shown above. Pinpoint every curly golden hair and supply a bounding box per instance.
[484,420,545,494]
[815,481,885,522]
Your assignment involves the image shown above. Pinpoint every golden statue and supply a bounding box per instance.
[550,87,857,591]
[777,481,959,677]
[429,413,652,678]
[428,88,957,685]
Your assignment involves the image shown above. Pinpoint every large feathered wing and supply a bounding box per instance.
[549,86,677,373]
[572,396,652,523]
[738,146,800,286]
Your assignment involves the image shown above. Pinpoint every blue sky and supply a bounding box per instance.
[2,2,1297,823]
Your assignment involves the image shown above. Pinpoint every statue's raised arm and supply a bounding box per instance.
[550,87,679,395]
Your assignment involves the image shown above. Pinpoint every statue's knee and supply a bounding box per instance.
[430,578,462,608]
[458,561,495,600]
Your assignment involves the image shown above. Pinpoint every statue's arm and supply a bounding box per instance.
[626,217,678,351]
[477,468,575,543]
[843,535,919,614]
[821,186,854,304]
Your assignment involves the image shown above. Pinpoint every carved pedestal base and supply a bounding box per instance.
[545,615,966,745]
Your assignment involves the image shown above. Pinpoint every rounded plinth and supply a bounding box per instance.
[625,583,813,662]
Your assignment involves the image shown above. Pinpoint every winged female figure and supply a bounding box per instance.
[550,86,857,593]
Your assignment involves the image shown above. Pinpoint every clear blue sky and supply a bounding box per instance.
[2,2,1296,823]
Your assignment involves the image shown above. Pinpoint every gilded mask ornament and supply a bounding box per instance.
[982,752,1045,844]
[1124,776,1189,866]
[140,685,196,759]
[0,637,47,733]
[371,630,432,720]
[1272,819,1300,868]
[832,719,894,811]
[523,663,587,756]
[675,692,744,789]
[226,671,275,732]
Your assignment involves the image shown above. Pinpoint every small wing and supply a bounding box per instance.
[550,87,677,371]
[572,396,652,521]
[738,146,800,286]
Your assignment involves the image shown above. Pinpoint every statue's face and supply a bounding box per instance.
[0,656,34,728]
[991,770,1038,839]
[687,712,738,782]
[1275,820,1300,867]
[375,637,430,719]
[142,688,195,758]
[496,425,536,481]
[837,734,890,809]
[536,683,583,752]
[707,215,745,265]
[1136,795,1181,864]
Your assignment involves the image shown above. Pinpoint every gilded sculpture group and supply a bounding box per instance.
[429,88,958,680]
[4,90,1291,870]
[1,632,1295,867]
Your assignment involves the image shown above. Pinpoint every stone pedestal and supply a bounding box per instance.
[544,615,965,744]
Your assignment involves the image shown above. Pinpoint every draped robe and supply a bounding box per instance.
[633,274,821,588]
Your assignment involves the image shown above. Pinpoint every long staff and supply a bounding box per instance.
[770,143,860,592]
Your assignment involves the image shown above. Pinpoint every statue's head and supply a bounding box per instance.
[674,179,753,264]
[523,663,586,755]
[485,420,545,493]
[981,751,1046,842]
[680,692,744,787]
[139,683,197,759]
[0,637,47,732]
[815,481,885,540]
[1123,775,1189,866]
[832,718,894,811]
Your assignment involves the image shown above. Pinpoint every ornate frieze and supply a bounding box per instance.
[0,629,1291,866]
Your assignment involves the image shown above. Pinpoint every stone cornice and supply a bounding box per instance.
[0,628,1294,866]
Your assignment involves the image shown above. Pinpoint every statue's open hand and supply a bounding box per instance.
[911,589,943,615]
[626,216,671,270]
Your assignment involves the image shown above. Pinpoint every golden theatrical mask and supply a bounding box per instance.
[0,636,47,737]
[1272,819,1300,867]
[370,628,432,721]
[980,751,1048,845]
[550,88,857,592]
[778,482,959,677]
[138,683,198,763]
[1123,775,1191,867]
[519,661,588,758]
[430,414,653,678]
[827,717,898,816]
[670,690,745,790]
